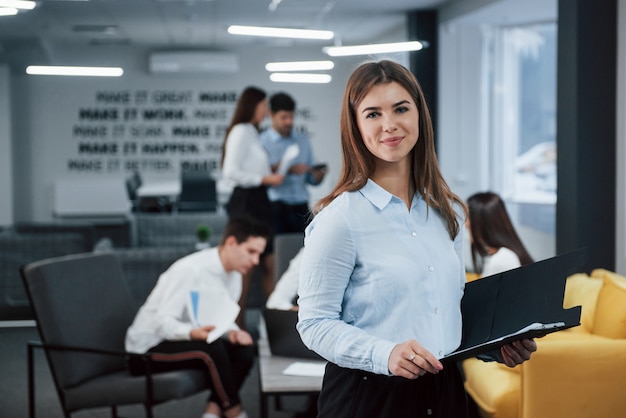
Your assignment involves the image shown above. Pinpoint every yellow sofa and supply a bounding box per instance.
[462,268,626,418]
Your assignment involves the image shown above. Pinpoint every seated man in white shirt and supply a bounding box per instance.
[125,215,270,418]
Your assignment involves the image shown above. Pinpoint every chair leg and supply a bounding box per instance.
[144,404,154,418]
[27,343,36,418]
[275,395,283,410]
[143,357,154,418]
[111,405,118,418]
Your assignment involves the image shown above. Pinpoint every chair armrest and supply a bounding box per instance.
[27,340,161,411]
[28,340,145,359]
[520,336,626,418]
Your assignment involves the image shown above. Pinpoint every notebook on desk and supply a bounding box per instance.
[263,308,324,361]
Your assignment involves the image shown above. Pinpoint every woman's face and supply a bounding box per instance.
[253,98,269,125]
[355,81,419,166]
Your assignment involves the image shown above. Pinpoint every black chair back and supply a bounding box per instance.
[125,172,142,201]
[22,252,136,388]
[177,173,218,212]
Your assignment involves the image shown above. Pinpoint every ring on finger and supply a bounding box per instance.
[409,353,416,362]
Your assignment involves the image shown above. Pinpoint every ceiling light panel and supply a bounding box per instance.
[269,73,332,83]
[228,25,333,40]
[26,65,124,77]
[265,60,334,72]
[0,0,36,10]
[323,41,424,57]
[0,7,18,16]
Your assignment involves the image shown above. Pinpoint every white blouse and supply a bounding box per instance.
[297,179,465,375]
[481,247,521,277]
[221,123,271,189]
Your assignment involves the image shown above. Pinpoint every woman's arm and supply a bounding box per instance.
[296,207,396,375]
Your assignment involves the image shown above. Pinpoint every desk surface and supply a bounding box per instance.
[136,180,181,197]
[257,338,325,394]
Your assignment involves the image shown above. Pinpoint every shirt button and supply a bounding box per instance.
[411,231,417,237]
[428,266,434,272]
[438,351,443,357]
[434,307,440,314]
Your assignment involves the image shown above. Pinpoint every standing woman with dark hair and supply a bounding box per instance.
[296,60,537,418]
[467,191,534,277]
[221,86,284,327]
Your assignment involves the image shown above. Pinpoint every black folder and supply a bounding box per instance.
[443,248,587,362]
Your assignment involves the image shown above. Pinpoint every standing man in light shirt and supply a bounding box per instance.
[260,92,327,233]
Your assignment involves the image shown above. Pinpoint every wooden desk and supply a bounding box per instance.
[257,339,325,418]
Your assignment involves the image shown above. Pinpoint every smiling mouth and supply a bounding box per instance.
[381,136,403,146]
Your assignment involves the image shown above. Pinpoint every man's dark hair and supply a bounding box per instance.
[269,92,296,113]
[220,215,271,245]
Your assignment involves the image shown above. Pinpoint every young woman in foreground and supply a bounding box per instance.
[297,60,537,418]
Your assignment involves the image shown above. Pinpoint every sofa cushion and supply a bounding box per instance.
[463,358,520,418]
[562,273,603,333]
[592,271,626,338]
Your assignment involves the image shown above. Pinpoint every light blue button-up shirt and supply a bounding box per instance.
[297,179,465,375]
[259,127,320,204]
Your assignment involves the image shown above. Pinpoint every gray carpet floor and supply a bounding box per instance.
[0,310,313,418]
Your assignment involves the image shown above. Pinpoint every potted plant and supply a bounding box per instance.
[195,224,212,250]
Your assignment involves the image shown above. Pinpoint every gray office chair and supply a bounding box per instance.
[21,252,208,418]
[274,232,304,281]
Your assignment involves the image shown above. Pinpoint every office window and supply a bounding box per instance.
[485,22,557,240]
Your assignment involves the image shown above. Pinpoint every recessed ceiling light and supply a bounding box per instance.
[269,73,332,84]
[26,66,124,77]
[0,0,36,10]
[323,41,425,57]
[228,25,333,40]
[0,7,17,16]
[265,60,334,72]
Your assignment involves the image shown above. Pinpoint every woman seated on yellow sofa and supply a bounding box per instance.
[466,192,533,278]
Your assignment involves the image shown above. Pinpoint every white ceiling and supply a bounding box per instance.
[0,0,558,70]
[0,0,448,53]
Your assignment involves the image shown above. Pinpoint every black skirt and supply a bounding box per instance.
[317,362,474,418]
[226,185,274,253]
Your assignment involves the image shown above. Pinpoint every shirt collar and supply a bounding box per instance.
[360,178,423,211]
[360,179,394,210]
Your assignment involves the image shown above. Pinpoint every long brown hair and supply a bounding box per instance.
[467,191,534,272]
[315,60,465,239]
[220,86,267,167]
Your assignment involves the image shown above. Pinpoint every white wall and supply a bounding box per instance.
[9,45,364,221]
[438,24,486,200]
[0,65,12,226]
